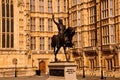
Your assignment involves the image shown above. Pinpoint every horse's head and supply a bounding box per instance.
[64,27,75,47]
[66,27,75,37]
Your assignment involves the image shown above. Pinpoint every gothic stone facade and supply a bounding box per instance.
[69,0,120,78]
[0,0,120,78]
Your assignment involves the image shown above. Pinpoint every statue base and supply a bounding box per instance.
[47,61,77,80]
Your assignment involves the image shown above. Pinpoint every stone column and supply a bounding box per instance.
[118,49,120,70]
[98,50,104,79]
[83,51,86,67]
[98,50,102,70]
[82,51,86,78]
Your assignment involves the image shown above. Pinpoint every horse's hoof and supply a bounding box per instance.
[55,59,58,62]
[66,60,69,62]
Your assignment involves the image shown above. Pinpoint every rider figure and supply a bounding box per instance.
[52,14,66,46]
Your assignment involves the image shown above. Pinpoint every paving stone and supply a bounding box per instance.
[0,75,119,80]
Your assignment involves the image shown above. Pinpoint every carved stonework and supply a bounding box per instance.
[26,33,30,50]
[17,0,24,7]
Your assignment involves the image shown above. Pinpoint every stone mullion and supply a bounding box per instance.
[118,49,120,71]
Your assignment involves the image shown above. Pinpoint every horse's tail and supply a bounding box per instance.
[51,35,57,47]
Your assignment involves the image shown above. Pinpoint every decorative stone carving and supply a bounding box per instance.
[17,0,24,7]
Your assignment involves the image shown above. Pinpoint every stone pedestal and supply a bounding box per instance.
[47,61,77,80]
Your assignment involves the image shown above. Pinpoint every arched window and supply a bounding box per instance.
[2,0,14,48]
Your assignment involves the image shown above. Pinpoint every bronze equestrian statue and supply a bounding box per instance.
[51,14,75,62]
[52,15,66,47]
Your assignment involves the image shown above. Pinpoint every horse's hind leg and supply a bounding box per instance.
[54,47,61,62]
[54,47,57,62]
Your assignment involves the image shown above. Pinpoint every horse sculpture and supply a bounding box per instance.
[51,27,75,62]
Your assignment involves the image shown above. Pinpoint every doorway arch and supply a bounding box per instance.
[39,61,46,74]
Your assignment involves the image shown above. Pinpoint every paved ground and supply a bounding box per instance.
[0,75,120,80]
[0,75,48,80]
[77,76,120,80]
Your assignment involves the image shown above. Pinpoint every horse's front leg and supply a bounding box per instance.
[63,46,69,62]
[54,47,57,61]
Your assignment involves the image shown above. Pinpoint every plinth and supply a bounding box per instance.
[47,61,77,80]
